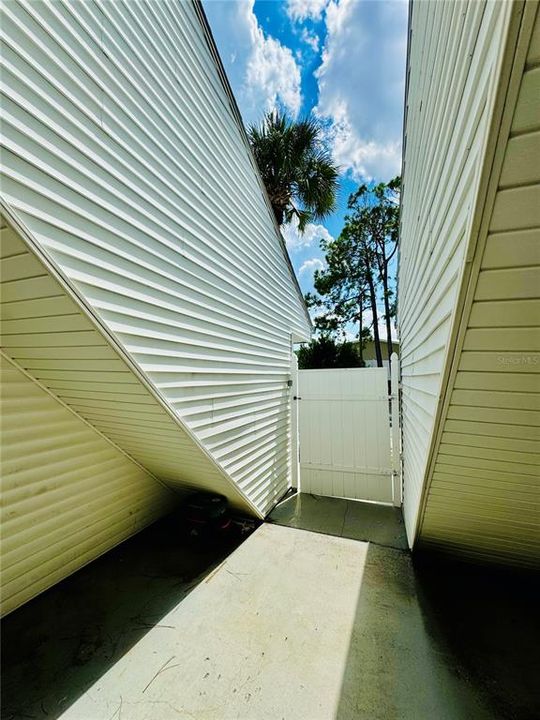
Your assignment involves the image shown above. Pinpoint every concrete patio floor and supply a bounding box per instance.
[2,499,539,720]
[268,492,408,550]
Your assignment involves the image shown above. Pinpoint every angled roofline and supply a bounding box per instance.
[395,0,413,339]
[192,0,313,334]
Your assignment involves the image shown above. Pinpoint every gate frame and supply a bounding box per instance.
[297,365,397,505]
[290,351,300,492]
[390,352,402,507]
[293,354,403,507]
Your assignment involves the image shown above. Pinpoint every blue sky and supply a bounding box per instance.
[203,0,408,339]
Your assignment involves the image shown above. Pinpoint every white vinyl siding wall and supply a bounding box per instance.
[398,0,513,545]
[0,354,176,616]
[0,219,255,513]
[418,5,540,567]
[0,0,310,515]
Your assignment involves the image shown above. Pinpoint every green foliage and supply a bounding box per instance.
[304,223,372,337]
[248,111,339,230]
[297,336,363,369]
[346,177,400,271]
[307,176,400,367]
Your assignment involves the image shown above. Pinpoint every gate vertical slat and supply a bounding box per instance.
[298,367,394,504]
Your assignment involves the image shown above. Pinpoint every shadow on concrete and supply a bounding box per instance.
[412,556,540,720]
[268,492,408,550]
[335,543,540,720]
[1,512,248,720]
[271,494,540,719]
[4,494,538,720]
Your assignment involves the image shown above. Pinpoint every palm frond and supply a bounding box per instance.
[248,110,340,231]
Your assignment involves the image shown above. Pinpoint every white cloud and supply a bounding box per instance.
[282,215,333,251]
[286,0,329,22]
[315,0,408,180]
[204,0,301,125]
[299,257,325,277]
[243,3,302,119]
[322,101,402,181]
[300,27,320,53]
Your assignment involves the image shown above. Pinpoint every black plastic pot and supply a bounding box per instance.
[181,492,232,540]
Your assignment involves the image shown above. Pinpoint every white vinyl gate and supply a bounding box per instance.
[297,360,401,506]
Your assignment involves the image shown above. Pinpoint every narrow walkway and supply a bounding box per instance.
[2,507,538,720]
[268,492,408,550]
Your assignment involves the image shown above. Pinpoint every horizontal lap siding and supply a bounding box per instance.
[398,0,511,545]
[0,222,253,512]
[0,355,176,616]
[419,6,540,567]
[0,0,310,515]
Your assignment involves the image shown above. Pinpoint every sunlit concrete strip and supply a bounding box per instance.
[58,521,501,720]
[59,523,367,720]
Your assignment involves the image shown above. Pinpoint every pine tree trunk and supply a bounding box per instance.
[367,272,383,367]
[358,297,364,366]
[382,267,393,366]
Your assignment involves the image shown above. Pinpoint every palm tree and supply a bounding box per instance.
[248,111,339,231]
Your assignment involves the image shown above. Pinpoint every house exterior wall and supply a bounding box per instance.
[398,0,515,545]
[417,4,540,567]
[363,340,399,365]
[0,354,176,616]
[0,0,311,516]
[0,218,258,515]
